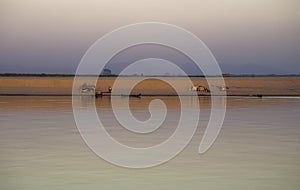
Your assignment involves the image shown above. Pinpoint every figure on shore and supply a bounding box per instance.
[80,83,95,93]
[191,85,210,93]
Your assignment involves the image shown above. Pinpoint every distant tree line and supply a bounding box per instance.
[0,73,299,77]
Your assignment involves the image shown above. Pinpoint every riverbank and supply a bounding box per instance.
[0,76,299,96]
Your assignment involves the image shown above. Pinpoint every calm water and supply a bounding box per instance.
[0,96,299,190]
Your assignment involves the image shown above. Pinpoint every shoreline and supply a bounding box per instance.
[0,94,300,97]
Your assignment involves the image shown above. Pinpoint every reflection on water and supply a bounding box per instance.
[0,96,299,190]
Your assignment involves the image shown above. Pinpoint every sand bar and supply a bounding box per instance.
[0,76,299,96]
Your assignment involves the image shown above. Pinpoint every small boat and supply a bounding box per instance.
[121,93,142,98]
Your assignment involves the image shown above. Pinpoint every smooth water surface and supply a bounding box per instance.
[0,96,299,190]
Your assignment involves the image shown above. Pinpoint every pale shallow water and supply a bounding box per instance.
[0,96,299,190]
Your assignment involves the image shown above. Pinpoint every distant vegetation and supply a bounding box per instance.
[0,73,75,77]
[0,73,299,77]
[0,73,117,77]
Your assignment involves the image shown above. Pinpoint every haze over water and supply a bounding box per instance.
[0,96,299,190]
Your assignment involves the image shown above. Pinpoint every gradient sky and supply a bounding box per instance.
[1,0,300,74]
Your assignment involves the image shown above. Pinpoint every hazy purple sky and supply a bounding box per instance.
[1,0,300,75]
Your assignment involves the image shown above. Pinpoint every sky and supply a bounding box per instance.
[0,0,300,75]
